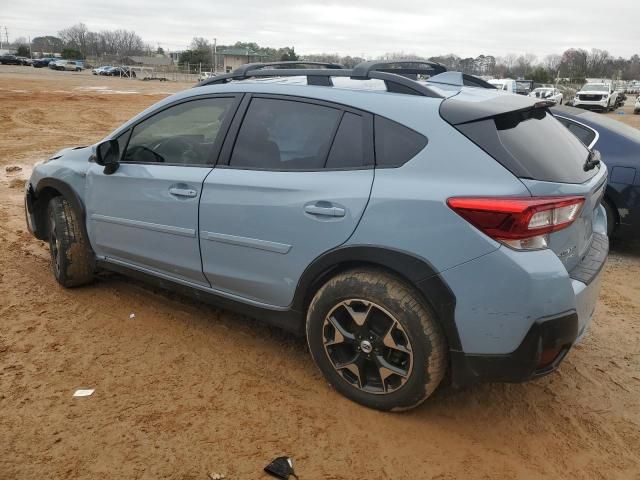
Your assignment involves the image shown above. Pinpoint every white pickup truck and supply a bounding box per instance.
[573,83,618,112]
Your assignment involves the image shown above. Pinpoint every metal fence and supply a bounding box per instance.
[89,62,224,83]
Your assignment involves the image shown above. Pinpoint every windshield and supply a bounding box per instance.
[582,84,608,92]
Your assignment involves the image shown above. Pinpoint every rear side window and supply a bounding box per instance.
[230,98,341,170]
[555,117,597,147]
[374,116,427,167]
[457,108,594,184]
[325,112,366,169]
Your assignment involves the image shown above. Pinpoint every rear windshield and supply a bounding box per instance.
[456,108,596,184]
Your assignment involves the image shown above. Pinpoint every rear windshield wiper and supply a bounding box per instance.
[584,149,601,172]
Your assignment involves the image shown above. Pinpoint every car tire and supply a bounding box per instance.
[603,200,616,237]
[306,268,447,411]
[47,196,94,287]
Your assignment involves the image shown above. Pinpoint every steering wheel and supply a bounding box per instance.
[151,137,200,164]
[125,145,166,163]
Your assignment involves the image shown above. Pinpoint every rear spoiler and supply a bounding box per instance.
[440,90,541,125]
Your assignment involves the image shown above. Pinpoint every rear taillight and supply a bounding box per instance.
[447,196,585,250]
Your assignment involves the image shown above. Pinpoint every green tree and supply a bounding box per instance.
[530,67,551,84]
[16,45,29,57]
[279,47,298,61]
[61,48,83,59]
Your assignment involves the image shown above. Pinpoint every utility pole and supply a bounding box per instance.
[213,37,217,74]
[0,26,3,49]
[4,26,8,47]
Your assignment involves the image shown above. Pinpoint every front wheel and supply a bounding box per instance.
[306,269,447,411]
[47,196,95,287]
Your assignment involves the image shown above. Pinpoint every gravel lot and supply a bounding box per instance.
[1,66,639,479]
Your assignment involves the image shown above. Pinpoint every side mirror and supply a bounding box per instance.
[95,139,120,175]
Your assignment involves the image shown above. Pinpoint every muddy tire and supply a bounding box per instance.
[603,200,616,237]
[47,196,94,287]
[306,269,446,411]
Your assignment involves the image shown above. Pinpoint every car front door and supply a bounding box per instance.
[199,95,375,307]
[86,95,239,286]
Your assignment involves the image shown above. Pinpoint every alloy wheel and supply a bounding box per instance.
[322,299,414,394]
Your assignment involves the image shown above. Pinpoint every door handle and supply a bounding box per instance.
[169,187,198,198]
[304,203,346,217]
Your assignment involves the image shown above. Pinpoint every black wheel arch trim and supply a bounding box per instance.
[31,178,92,251]
[291,245,461,351]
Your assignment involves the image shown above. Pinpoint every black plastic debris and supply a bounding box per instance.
[264,456,298,479]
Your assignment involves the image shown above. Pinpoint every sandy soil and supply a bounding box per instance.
[1,66,639,480]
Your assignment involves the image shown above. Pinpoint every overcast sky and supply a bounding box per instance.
[3,0,639,59]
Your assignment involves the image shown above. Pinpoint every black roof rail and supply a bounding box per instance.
[232,61,345,76]
[195,61,446,98]
[351,59,447,79]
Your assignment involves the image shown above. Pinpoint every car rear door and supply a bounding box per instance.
[86,95,240,286]
[199,94,375,307]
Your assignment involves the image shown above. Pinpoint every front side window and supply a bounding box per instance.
[229,98,342,170]
[123,97,235,165]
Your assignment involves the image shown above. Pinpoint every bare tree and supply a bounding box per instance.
[543,54,562,74]
[190,37,212,50]
[586,48,611,77]
[58,23,89,56]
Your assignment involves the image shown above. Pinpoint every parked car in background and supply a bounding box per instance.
[529,87,563,105]
[92,65,113,75]
[515,79,534,95]
[198,71,216,82]
[488,78,517,93]
[106,66,136,78]
[50,60,83,72]
[16,56,33,66]
[0,54,22,65]
[573,83,618,112]
[24,60,608,411]
[552,105,640,239]
[32,57,56,68]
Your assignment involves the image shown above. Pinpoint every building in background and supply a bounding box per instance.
[217,48,267,72]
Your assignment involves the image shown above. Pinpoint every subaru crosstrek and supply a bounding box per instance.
[24,61,608,411]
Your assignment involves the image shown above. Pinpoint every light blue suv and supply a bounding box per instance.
[24,61,608,410]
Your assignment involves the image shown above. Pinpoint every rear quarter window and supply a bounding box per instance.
[374,116,427,167]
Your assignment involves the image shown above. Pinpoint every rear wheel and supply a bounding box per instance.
[306,269,446,411]
[47,196,94,287]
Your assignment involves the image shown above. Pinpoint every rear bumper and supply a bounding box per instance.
[451,311,578,386]
[448,233,608,387]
